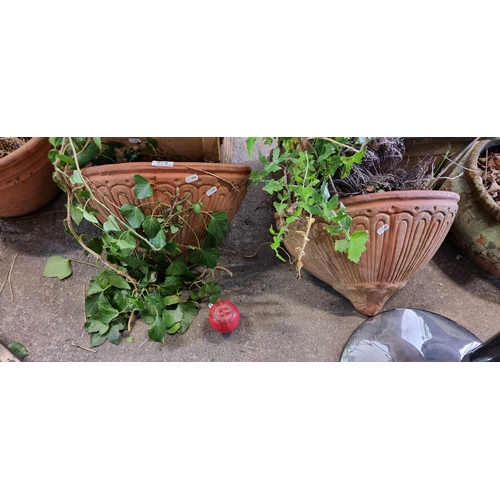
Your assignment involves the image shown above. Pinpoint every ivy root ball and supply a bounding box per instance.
[209,300,240,333]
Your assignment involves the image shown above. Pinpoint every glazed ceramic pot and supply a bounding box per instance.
[278,190,460,316]
[82,162,252,247]
[441,138,500,276]
[0,137,59,217]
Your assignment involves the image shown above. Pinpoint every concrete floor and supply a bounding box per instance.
[1,138,500,362]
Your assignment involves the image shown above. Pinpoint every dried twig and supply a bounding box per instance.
[0,253,19,300]
[71,343,96,353]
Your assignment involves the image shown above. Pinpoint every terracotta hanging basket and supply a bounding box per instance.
[0,137,60,218]
[441,138,500,276]
[278,190,460,316]
[82,162,252,247]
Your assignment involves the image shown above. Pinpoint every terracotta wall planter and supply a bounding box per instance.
[441,138,500,276]
[279,190,460,316]
[82,162,252,247]
[0,137,59,217]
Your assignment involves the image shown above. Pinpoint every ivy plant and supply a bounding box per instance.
[247,137,370,277]
[48,137,228,347]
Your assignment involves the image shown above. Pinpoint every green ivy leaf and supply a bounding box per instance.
[94,301,120,325]
[159,275,184,296]
[134,175,154,200]
[148,315,167,343]
[120,204,145,228]
[189,247,220,269]
[108,320,125,345]
[90,332,109,348]
[166,258,190,276]
[103,214,121,232]
[149,228,167,249]
[7,342,29,360]
[85,292,109,317]
[85,319,110,336]
[77,142,100,168]
[142,216,161,238]
[347,230,369,264]
[207,212,228,245]
[177,301,200,334]
[43,256,73,280]
[99,269,131,290]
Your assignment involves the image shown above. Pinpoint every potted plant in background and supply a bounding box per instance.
[248,137,460,316]
[0,137,60,217]
[47,137,251,347]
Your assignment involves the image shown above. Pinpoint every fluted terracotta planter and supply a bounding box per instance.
[0,137,59,217]
[278,190,460,316]
[82,162,252,247]
[441,138,500,276]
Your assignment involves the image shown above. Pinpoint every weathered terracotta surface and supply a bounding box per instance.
[279,190,460,316]
[82,162,252,247]
[441,139,500,276]
[0,138,59,218]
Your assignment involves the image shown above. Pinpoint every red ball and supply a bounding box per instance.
[209,300,240,333]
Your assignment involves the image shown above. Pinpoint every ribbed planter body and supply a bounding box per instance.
[441,139,500,276]
[0,138,59,217]
[82,162,252,247]
[279,190,460,316]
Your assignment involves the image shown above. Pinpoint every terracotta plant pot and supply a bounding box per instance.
[441,138,500,276]
[278,190,460,316]
[82,162,252,247]
[0,137,60,217]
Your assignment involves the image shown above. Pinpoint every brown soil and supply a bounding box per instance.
[0,137,31,159]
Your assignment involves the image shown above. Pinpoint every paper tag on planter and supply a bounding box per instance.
[185,174,199,183]
[128,138,142,144]
[377,224,390,235]
[206,186,218,197]
[152,160,174,167]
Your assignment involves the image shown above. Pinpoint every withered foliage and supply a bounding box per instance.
[331,137,434,197]
[478,150,500,207]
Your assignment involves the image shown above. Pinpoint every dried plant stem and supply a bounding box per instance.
[294,215,315,279]
[0,253,19,300]
[71,343,96,353]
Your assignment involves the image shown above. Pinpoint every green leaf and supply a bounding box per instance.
[94,301,120,325]
[108,321,125,345]
[77,142,100,168]
[115,232,137,251]
[166,258,189,276]
[142,216,161,238]
[85,292,109,317]
[162,307,183,329]
[159,275,184,296]
[69,170,84,184]
[85,319,109,336]
[103,214,121,232]
[148,315,166,343]
[120,204,145,228]
[83,209,99,224]
[134,175,154,200]
[335,239,350,254]
[86,238,103,255]
[93,137,102,149]
[347,230,369,264]
[43,256,73,280]
[100,269,131,290]
[189,247,220,269]
[147,137,158,149]
[246,137,258,157]
[207,212,228,245]
[125,336,134,343]
[149,228,167,249]
[7,342,29,360]
[163,294,181,306]
[56,153,75,165]
[178,301,200,334]
[90,332,109,348]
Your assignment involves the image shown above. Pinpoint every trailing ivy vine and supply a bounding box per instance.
[48,137,228,347]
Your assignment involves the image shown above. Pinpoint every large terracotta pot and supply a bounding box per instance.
[82,162,252,247]
[278,190,460,316]
[441,138,500,276]
[0,137,59,217]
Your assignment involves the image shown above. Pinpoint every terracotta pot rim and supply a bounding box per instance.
[338,189,459,206]
[82,162,252,175]
[0,137,49,170]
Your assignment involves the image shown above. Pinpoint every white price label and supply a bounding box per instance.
[185,174,199,183]
[206,186,218,197]
[377,224,390,235]
[128,138,142,144]
[152,161,174,167]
